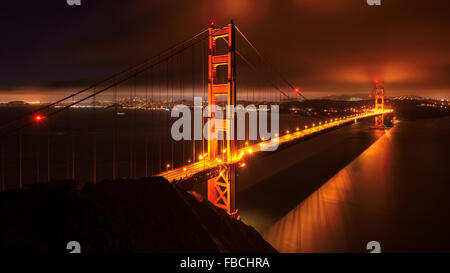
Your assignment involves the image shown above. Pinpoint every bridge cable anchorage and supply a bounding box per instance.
[235,26,307,101]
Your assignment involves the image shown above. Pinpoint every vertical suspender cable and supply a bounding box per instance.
[145,69,149,177]
[129,80,133,178]
[158,65,162,173]
[1,141,5,190]
[192,45,195,165]
[133,75,137,178]
[36,124,40,183]
[71,96,75,180]
[113,79,118,180]
[19,130,22,189]
[47,116,51,183]
[92,87,97,184]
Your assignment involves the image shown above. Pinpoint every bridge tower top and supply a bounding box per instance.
[207,21,236,161]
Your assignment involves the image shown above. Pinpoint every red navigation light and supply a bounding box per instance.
[34,114,44,122]
[314,112,317,115]
[294,88,300,93]
[210,21,215,26]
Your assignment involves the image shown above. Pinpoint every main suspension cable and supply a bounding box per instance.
[236,25,307,100]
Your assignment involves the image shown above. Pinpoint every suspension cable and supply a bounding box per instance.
[1,24,230,139]
[0,28,211,129]
[235,49,290,99]
[236,25,307,100]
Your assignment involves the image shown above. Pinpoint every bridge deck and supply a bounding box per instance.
[158,110,393,182]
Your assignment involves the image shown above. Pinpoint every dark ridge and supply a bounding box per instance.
[0,177,276,253]
[391,100,450,120]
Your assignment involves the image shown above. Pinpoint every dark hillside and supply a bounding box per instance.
[0,177,276,253]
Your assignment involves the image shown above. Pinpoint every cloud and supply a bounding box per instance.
[1,0,449,99]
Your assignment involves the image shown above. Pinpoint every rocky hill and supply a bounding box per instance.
[0,177,276,253]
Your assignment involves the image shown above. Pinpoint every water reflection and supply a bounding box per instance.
[263,130,394,252]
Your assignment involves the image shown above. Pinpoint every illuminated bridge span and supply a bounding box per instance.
[159,109,393,183]
[0,21,392,217]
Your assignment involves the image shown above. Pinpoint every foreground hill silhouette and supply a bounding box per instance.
[0,177,276,253]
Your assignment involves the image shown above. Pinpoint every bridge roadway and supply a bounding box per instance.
[158,109,393,182]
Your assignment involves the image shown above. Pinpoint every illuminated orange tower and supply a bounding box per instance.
[207,21,237,216]
[374,81,385,128]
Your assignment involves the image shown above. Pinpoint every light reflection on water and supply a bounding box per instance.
[263,129,395,252]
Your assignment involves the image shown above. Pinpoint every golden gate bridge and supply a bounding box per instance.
[0,21,392,218]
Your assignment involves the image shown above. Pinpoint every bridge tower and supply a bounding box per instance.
[206,21,237,216]
[374,81,385,128]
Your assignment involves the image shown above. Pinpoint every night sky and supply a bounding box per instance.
[1,0,449,101]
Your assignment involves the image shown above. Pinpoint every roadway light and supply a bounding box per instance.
[199,155,203,160]
[286,130,290,134]
[183,167,187,171]
[166,164,170,170]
